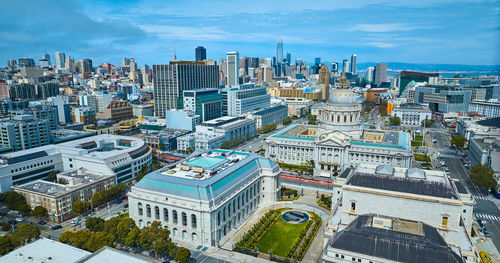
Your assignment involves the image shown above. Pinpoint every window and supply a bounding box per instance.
[341,255,344,259]
[335,254,339,258]
[463,209,466,213]
[173,210,178,224]
[182,212,187,226]
[442,216,448,226]
[146,204,151,217]
[191,214,197,228]
[163,208,169,222]
[182,230,187,239]
[351,202,356,211]
[352,258,356,261]
[155,206,160,220]
[358,259,361,262]
[192,233,197,241]
[138,202,143,216]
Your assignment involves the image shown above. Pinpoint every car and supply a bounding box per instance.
[71,218,78,224]
[124,204,129,208]
[8,219,17,225]
[38,220,47,225]
[15,217,24,222]
[51,224,62,230]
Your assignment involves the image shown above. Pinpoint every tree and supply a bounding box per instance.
[124,226,140,248]
[86,217,105,232]
[58,178,69,185]
[451,135,467,149]
[379,101,388,116]
[283,116,292,125]
[91,192,104,208]
[363,104,373,113]
[5,192,28,212]
[1,223,11,232]
[31,206,48,218]
[46,170,60,182]
[470,164,497,190]
[175,247,191,263]
[389,116,401,126]
[421,118,435,128]
[17,203,31,213]
[369,125,376,129]
[116,217,137,243]
[135,165,149,182]
[11,224,40,245]
[221,141,231,149]
[139,221,173,259]
[84,231,115,252]
[186,147,194,154]
[0,235,14,255]
[158,142,164,151]
[72,200,90,216]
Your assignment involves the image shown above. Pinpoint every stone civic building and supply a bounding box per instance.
[265,76,412,175]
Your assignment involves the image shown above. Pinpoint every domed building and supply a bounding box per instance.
[319,74,364,136]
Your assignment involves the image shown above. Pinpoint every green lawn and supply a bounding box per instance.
[414,135,423,141]
[414,153,431,162]
[411,140,424,147]
[257,218,307,257]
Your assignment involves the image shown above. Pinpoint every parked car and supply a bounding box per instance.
[124,204,129,208]
[51,224,62,230]
[8,220,17,225]
[38,220,47,225]
[15,217,24,222]
[71,218,78,224]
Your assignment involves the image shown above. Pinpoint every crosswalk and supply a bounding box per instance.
[475,213,500,222]
[473,195,490,201]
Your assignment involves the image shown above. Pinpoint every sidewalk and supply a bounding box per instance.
[472,223,500,262]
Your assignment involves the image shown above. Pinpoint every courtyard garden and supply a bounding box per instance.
[411,135,425,147]
[234,208,321,261]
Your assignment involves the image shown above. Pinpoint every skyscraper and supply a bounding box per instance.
[65,56,74,72]
[350,54,357,75]
[366,67,375,83]
[286,53,291,65]
[195,46,207,61]
[122,57,130,67]
[331,62,338,73]
[129,58,137,72]
[276,39,283,63]
[374,63,388,86]
[342,59,350,73]
[226,51,239,86]
[54,52,65,69]
[42,53,51,66]
[152,61,219,117]
[319,65,330,101]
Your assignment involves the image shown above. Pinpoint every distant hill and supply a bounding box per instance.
[353,62,500,72]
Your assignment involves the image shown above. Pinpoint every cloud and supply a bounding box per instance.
[367,42,397,48]
[348,23,426,33]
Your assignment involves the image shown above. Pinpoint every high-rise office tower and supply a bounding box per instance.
[122,57,130,67]
[226,51,239,86]
[342,59,350,73]
[374,63,387,85]
[331,62,338,73]
[195,46,207,61]
[319,65,330,100]
[366,67,375,83]
[65,56,74,72]
[18,58,35,68]
[42,53,51,66]
[286,53,291,65]
[152,61,219,117]
[130,58,137,72]
[7,59,17,68]
[54,52,66,69]
[276,39,283,63]
[350,54,357,75]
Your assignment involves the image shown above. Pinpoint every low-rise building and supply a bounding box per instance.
[325,164,477,263]
[0,134,151,192]
[196,116,256,142]
[72,107,96,125]
[98,100,133,122]
[165,109,200,131]
[128,149,281,247]
[391,103,432,126]
[247,105,288,129]
[182,88,222,122]
[177,132,225,152]
[13,168,115,222]
[469,99,500,118]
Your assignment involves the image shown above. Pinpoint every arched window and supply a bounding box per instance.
[182,230,187,239]
[192,232,197,241]
[173,228,178,236]
[154,206,160,220]
[217,211,221,226]
[146,204,151,218]
[344,116,347,122]
[173,210,178,224]
[223,207,226,221]
[138,202,143,216]
[182,212,187,226]
[337,115,340,122]
[163,208,169,222]
[191,214,197,228]
[139,219,143,228]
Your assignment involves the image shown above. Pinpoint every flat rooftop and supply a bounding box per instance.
[133,149,277,201]
[1,238,91,263]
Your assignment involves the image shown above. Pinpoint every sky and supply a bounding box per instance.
[0,0,499,67]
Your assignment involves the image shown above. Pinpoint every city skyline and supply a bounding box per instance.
[0,0,499,67]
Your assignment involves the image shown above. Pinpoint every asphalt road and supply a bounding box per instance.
[426,130,500,250]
